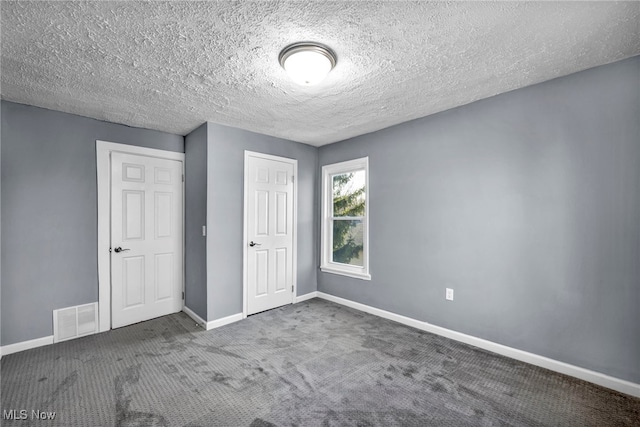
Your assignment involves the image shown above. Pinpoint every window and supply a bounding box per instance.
[321,157,370,280]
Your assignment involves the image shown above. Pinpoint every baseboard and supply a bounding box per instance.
[2,309,243,357]
[182,306,208,329]
[184,307,243,331]
[294,291,318,303]
[206,313,243,330]
[1,335,54,357]
[315,292,640,398]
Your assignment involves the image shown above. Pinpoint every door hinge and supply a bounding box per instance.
[182,174,184,182]
[291,175,295,183]
[182,291,185,300]
[292,286,294,292]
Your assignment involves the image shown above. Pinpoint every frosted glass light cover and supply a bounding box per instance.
[283,50,333,86]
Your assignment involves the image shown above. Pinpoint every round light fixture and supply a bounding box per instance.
[279,42,337,86]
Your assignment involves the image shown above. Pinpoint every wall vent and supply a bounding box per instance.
[53,302,98,343]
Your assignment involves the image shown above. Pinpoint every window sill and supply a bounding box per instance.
[320,266,371,281]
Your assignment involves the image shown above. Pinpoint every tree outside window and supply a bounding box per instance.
[332,171,365,266]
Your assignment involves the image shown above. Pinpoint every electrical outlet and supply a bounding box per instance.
[446,288,454,301]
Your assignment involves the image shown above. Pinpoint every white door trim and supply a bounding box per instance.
[242,150,298,318]
[96,140,185,332]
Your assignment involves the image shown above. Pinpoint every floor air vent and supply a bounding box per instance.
[53,302,98,343]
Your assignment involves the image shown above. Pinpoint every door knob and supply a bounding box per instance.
[249,241,261,247]
[114,247,130,253]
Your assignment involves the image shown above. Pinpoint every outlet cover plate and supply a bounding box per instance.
[446,288,454,301]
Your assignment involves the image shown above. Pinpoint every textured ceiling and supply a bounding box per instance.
[2,1,639,146]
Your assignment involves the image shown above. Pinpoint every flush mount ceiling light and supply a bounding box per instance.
[279,42,337,86]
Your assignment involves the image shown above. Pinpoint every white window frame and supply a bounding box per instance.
[321,157,371,280]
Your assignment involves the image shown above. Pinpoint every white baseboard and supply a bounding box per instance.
[1,335,54,357]
[316,292,640,398]
[184,307,243,331]
[182,306,208,329]
[5,295,637,397]
[295,291,318,303]
[206,313,243,330]
[2,309,243,357]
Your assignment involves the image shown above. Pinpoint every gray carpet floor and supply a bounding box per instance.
[1,298,638,426]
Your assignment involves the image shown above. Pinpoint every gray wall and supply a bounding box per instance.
[318,56,640,383]
[184,123,208,320]
[206,123,318,321]
[1,101,183,345]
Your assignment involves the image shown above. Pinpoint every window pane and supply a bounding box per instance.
[332,219,364,266]
[333,170,365,217]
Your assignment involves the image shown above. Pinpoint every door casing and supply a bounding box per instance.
[243,150,298,318]
[96,140,185,332]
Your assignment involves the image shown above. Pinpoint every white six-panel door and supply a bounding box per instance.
[111,152,183,328]
[245,153,295,315]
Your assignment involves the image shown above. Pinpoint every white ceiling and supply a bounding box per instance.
[2,1,639,146]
